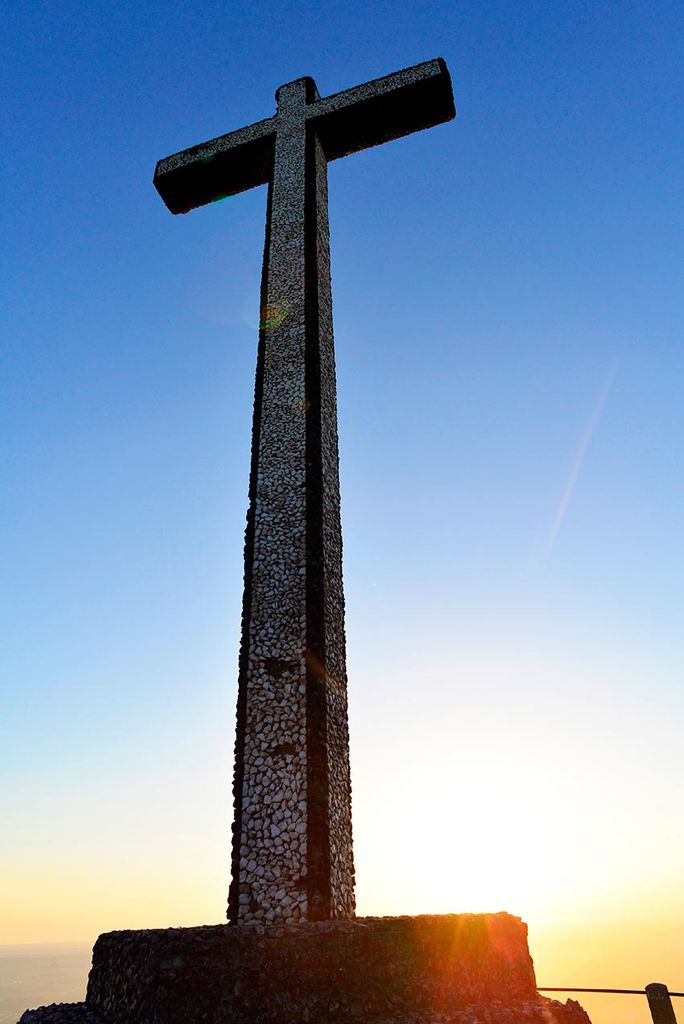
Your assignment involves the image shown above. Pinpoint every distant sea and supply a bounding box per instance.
[0,943,92,1024]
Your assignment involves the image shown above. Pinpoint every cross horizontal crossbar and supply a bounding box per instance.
[153,58,454,214]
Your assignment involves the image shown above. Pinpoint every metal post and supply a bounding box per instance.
[646,984,678,1024]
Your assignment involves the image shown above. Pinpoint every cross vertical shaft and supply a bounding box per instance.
[228,77,354,924]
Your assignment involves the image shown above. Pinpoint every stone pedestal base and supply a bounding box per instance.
[19,913,591,1024]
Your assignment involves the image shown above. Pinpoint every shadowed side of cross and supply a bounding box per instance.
[153,58,455,213]
[154,60,455,926]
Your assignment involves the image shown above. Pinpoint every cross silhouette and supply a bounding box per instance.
[154,60,455,925]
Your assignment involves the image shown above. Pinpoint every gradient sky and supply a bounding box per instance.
[2,2,683,1021]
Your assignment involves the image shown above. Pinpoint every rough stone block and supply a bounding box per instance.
[19,914,592,1024]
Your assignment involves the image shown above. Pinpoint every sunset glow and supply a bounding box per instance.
[4,2,684,1023]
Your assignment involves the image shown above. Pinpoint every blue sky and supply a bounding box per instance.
[2,1,684,1000]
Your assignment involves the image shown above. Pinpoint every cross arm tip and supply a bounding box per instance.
[311,57,455,162]
[153,118,276,215]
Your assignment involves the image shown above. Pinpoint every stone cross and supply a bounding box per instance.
[153,58,455,925]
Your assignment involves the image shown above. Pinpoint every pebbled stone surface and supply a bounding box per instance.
[18,913,592,1024]
[19,1000,590,1024]
[18,1003,106,1024]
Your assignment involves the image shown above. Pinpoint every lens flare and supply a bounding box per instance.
[243,292,289,331]
[259,301,288,330]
